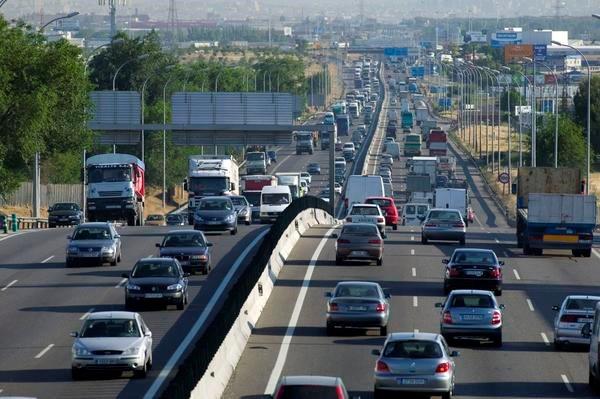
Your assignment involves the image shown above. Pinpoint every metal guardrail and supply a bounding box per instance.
[0,215,49,233]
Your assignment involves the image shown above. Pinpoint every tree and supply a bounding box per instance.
[536,115,586,170]
[573,75,600,154]
[500,89,524,121]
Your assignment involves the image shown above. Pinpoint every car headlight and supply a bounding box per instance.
[226,214,236,222]
[69,215,80,219]
[73,345,91,356]
[101,246,114,254]
[67,246,79,254]
[238,208,248,216]
[122,346,141,356]
[126,283,141,291]
[167,283,183,291]
[190,254,208,260]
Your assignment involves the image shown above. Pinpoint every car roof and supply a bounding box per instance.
[366,196,393,201]
[165,229,202,235]
[77,222,112,228]
[279,375,341,387]
[342,222,377,228]
[351,203,377,208]
[86,311,137,320]
[564,295,600,300]
[199,196,232,201]
[136,257,177,263]
[428,208,460,212]
[449,289,495,296]
[452,248,495,254]
[388,332,440,342]
[336,281,380,288]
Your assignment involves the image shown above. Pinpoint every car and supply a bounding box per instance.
[346,203,386,236]
[437,289,504,346]
[123,257,189,310]
[70,311,153,379]
[325,281,390,336]
[145,214,165,226]
[48,202,83,228]
[65,222,122,267]
[365,197,398,230]
[552,295,600,349]
[193,196,238,235]
[270,376,358,399]
[307,163,321,175]
[334,182,343,194]
[334,222,383,265]
[335,156,347,167]
[343,142,356,152]
[583,303,600,390]
[165,214,186,226]
[230,195,252,225]
[334,173,345,185]
[267,150,277,163]
[381,154,394,167]
[323,112,335,125]
[157,230,213,274]
[373,332,458,399]
[421,208,466,245]
[300,172,312,186]
[356,125,367,137]
[378,167,392,180]
[335,139,344,151]
[384,137,395,143]
[442,249,504,296]
[403,128,411,134]
[319,189,331,202]
[390,98,397,105]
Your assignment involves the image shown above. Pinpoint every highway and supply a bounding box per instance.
[222,65,600,398]
[0,67,370,398]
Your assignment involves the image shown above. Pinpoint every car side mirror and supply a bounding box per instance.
[67,235,72,239]
[155,243,161,247]
[499,304,506,310]
[499,261,505,266]
[325,292,332,297]
[145,331,153,337]
[384,292,391,299]
[435,302,444,308]
[121,273,129,279]
[331,233,338,239]
[442,259,449,264]
[114,234,120,239]
[70,331,78,337]
[552,305,560,311]
[582,323,592,338]
[450,350,460,357]
[207,242,213,247]
[183,273,191,278]
[371,349,381,356]
[48,206,54,212]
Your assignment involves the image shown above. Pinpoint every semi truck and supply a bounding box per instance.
[409,156,438,187]
[401,111,414,128]
[275,172,302,199]
[514,167,596,257]
[414,100,428,124]
[185,155,240,224]
[241,175,278,220]
[296,131,315,155]
[335,114,350,137]
[404,134,422,156]
[428,130,448,156]
[245,151,267,175]
[85,154,145,226]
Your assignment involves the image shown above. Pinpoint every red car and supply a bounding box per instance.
[365,197,398,230]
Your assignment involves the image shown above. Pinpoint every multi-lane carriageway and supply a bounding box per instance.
[222,69,600,398]
[0,71,371,398]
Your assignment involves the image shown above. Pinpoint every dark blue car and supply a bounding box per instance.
[267,151,277,163]
[193,196,238,235]
[157,230,213,275]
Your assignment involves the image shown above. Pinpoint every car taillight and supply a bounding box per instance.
[425,223,437,227]
[377,217,385,223]
[346,217,352,222]
[449,267,460,277]
[435,362,451,373]
[376,303,387,312]
[492,310,502,325]
[560,314,579,323]
[443,311,453,324]
[344,198,348,208]
[369,239,382,244]
[335,385,345,399]
[329,303,339,312]
[376,360,390,372]
[337,239,351,244]
[275,386,285,399]
[453,222,465,228]
[490,267,501,278]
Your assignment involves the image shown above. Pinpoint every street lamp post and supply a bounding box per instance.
[84,38,124,73]
[501,66,512,178]
[162,73,176,209]
[553,40,591,192]
[112,54,149,91]
[39,11,79,32]
[479,67,492,167]
[513,70,532,167]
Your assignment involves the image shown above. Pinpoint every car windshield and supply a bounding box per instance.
[452,251,496,265]
[246,153,265,161]
[52,203,79,211]
[308,163,319,168]
[405,205,416,214]
[428,210,461,221]
[72,227,111,240]
[88,166,131,183]
[335,284,379,298]
[276,386,339,399]
[230,197,247,206]
[146,215,164,221]
[351,206,379,216]
[383,340,443,359]
[342,224,378,236]
[189,177,228,193]
[162,233,205,248]
[243,192,261,206]
[166,215,182,222]
[262,193,290,205]
[319,190,330,197]
[199,199,232,211]
[80,318,141,338]
[368,199,391,208]
[449,294,494,308]
[417,206,429,215]
[565,298,600,311]
[131,261,179,278]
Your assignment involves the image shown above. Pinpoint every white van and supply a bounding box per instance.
[344,175,385,210]
[260,185,292,223]
[403,202,430,226]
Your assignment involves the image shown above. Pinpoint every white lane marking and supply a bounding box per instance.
[80,308,95,320]
[593,249,600,259]
[527,298,535,312]
[145,229,269,399]
[473,213,483,227]
[411,267,416,277]
[1,280,18,291]
[115,278,127,288]
[414,329,419,334]
[413,296,418,307]
[34,344,54,359]
[411,236,415,241]
[270,155,292,174]
[540,332,550,346]
[0,232,25,242]
[264,227,336,394]
[495,238,500,244]
[410,249,415,255]
[513,269,521,280]
[561,374,574,393]
[410,229,415,233]
[41,255,54,263]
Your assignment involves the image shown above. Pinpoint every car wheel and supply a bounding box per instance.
[125,298,135,311]
[49,223,56,228]
[65,259,74,268]
[133,359,148,378]
[373,387,385,399]
[442,388,453,399]
[117,252,122,263]
[583,249,592,258]
[231,227,238,235]
[392,224,397,231]
[335,256,343,265]
[492,331,503,347]
[554,339,564,350]
[71,367,84,380]
[176,296,185,310]
[376,257,383,266]
[380,325,388,336]
[245,220,250,226]
[326,323,335,336]
[421,235,428,245]
[523,244,531,255]
[110,258,117,266]
[443,283,451,296]
[495,288,502,296]
[459,237,466,246]
[589,370,599,391]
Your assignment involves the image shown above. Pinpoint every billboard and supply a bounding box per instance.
[411,66,425,78]
[504,44,533,63]
[533,44,547,61]
[465,31,487,43]
[515,105,532,116]
[384,47,408,56]
[491,31,522,48]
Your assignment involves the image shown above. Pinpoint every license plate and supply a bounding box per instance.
[348,306,367,311]
[82,252,98,257]
[465,270,483,277]
[350,251,369,257]
[96,359,116,365]
[179,261,189,266]
[60,217,68,221]
[462,314,483,321]
[145,293,163,298]
[105,205,121,209]
[578,318,591,323]
[544,234,578,243]
[206,221,221,225]
[399,378,426,385]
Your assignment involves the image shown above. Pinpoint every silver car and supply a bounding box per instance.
[270,375,358,399]
[326,281,390,335]
[70,311,153,379]
[373,332,458,398]
[230,195,252,225]
[553,295,600,348]
[421,208,466,245]
[437,289,504,346]
[65,222,122,267]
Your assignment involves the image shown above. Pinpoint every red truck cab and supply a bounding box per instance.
[365,196,398,230]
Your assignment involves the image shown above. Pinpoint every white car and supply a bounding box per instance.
[346,203,386,237]
[334,182,343,194]
[300,172,312,186]
[381,154,394,167]
[379,167,392,179]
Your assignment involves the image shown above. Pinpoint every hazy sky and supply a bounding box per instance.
[2,0,598,20]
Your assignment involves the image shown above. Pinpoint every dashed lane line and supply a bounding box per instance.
[34,344,54,359]
[561,374,574,393]
[115,278,127,289]
[513,269,521,280]
[411,267,416,277]
[413,296,418,307]
[410,249,415,255]
[1,280,18,292]
[411,236,415,241]
[540,332,550,346]
[527,299,535,312]
[41,255,54,263]
[414,329,419,334]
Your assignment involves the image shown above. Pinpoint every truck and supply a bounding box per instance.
[414,100,428,124]
[435,188,469,223]
[514,167,596,257]
[348,102,360,118]
[296,131,315,155]
[408,82,418,93]
[406,174,432,193]
[387,110,398,124]
[185,155,240,224]
[85,153,145,226]
[438,156,456,178]
[241,175,277,220]
[275,172,302,199]
[404,134,422,156]
[421,120,440,144]
[246,151,267,175]
[428,130,448,156]
[335,114,350,137]
[401,111,414,129]
[331,102,347,116]
[409,156,438,187]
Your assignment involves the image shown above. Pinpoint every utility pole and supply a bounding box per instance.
[33,152,40,218]
[167,0,179,49]
[99,0,126,38]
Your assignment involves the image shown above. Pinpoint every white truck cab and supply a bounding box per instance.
[260,185,292,223]
[403,202,431,226]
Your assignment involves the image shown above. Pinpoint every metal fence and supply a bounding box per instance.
[0,182,82,208]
